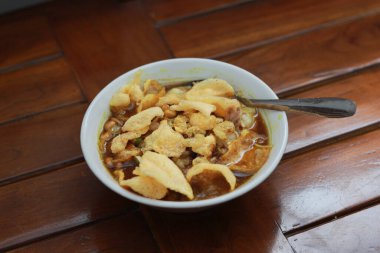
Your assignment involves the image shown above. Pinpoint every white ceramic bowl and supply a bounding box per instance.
[81,58,288,211]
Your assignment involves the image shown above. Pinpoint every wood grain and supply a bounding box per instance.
[285,67,380,154]
[0,15,60,71]
[256,129,380,233]
[0,104,86,183]
[288,204,380,253]
[9,212,158,253]
[143,192,293,253]
[1,0,380,251]
[161,0,380,58]
[144,0,248,23]
[0,58,83,124]
[0,162,136,250]
[222,13,380,95]
[49,0,171,100]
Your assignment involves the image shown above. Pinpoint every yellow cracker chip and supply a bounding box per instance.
[189,113,216,131]
[121,71,144,103]
[144,120,186,157]
[120,176,168,199]
[135,151,194,199]
[143,79,165,95]
[110,92,130,108]
[122,107,164,132]
[138,94,160,112]
[187,78,234,98]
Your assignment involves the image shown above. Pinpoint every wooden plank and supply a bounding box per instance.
[288,204,380,253]
[49,0,171,100]
[0,163,136,250]
[143,0,248,23]
[285,67,380,154]
[0,58,84,124]
[222,13,380,95]
[142,193,294,253]
[160,0,380,58]
[8,212,158,253]
[0,15,60,71]
[0,104,86,182]
[256,129,380,233]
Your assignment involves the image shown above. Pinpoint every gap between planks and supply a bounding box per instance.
[45,17,90,103]
[282,121,380,160]
[0,100,87,127]
[0,101,88,187]
[276,62,380,98]
[207,7,380,59]
[0,53,63,75]
[0,156,84,188]
[283,196,380,238]
[152,0,253,28]
[154,8,380,102]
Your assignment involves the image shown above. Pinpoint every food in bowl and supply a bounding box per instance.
[98,74,271,201]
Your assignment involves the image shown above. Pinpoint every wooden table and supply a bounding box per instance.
[1,0,379,252]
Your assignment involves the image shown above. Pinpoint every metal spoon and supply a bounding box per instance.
[236,96,356,118]
[164,80,357,118]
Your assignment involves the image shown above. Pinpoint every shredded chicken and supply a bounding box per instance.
[213,121,236,142]
[186,134,216,157]
[173,115,189,134]
[184,126,206,137]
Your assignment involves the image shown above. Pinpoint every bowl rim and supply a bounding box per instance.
[81,58,288,209]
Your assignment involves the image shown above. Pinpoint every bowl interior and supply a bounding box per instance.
[81,58,288,210]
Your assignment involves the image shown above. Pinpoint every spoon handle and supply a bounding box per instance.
[240,97,356,118]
